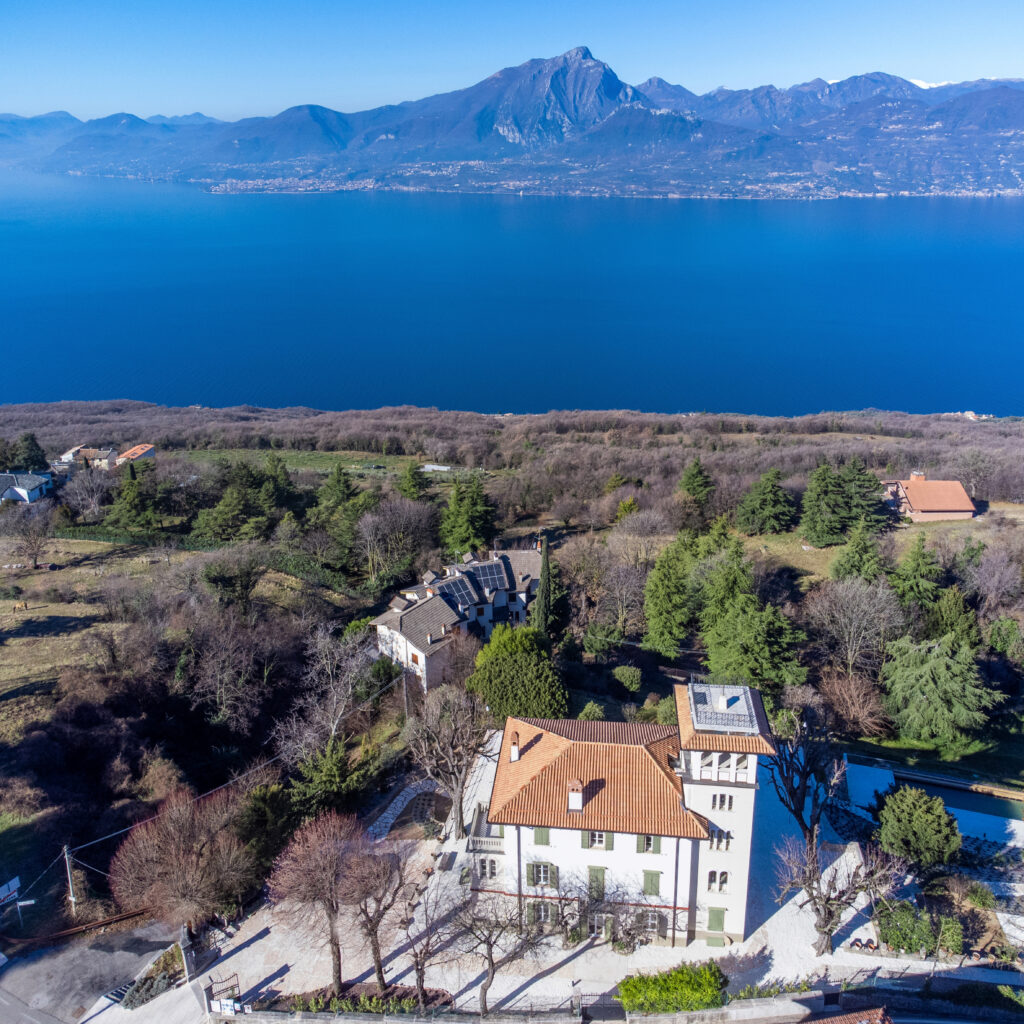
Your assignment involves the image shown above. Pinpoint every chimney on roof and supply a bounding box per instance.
[426,632,433,646]
[910,471,926,480]
[568,779,584,813]
[536,537,542,551]
[509,730,520,762]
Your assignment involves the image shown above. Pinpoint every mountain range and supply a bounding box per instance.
[4,46,1024,197]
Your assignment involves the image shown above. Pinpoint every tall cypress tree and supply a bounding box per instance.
[838,457,886,532]
[642,532,700,656]
[530,535,552,638]
[14,432,48,472]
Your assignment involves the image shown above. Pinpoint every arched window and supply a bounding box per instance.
[707,871,717,892]
[719,871,729,893]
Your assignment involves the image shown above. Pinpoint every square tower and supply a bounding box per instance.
[673,680,775,945]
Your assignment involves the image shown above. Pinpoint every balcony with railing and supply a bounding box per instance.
[467,803,505,854]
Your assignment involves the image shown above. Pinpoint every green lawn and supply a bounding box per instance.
[844,711,1024,792]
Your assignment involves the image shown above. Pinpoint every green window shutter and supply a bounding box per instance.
[652,836,661,855]
[526,863,536,887]
[603,917,613,941]
[605,831,614,851]
[636,834,645,854]
[527,902,536,925]
[581,830,590,849]
[588,866,605,900]
[498,824,504,838]
[707,907,726,933]
[643,871,660,897]
[535,827,549,846]
[549,864,559,889]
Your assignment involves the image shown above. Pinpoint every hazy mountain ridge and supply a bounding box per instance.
[5,47,1024,196]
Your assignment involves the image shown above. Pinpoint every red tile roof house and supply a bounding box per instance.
[470,680,775,947]
[883,471,975,522]
[115,443,156,465]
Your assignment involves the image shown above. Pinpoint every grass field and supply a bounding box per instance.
[183,447,421,475]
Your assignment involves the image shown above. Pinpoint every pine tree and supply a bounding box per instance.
[701,594,807,697]
[734,469,797,535]
[878,787,961,869]
[831,519,885,581]
[677,457,715,510]
[440,474,493,557]
[697,542,755,627]
[289,736,350,821]
[838,457,887,531]
[891,534,942,607]
[105,477,157,529]
[466,625,567,720]
[926,586,981,649]
[14,432,48,472]
[191,484,249,540]
[642,532,700,656]
[799,464,848,546]
[317,464,357,512]
[395,462,429,500]
[882,634,1001,754]
[530,535,552,638]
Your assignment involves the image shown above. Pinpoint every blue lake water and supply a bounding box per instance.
[3,172,1024,414]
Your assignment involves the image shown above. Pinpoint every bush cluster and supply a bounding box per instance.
[616,961,728,1013]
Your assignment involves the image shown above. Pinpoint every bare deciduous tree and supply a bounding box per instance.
[765,699,845,876]
[188,611,277,734]
[818,668,889,737]
[357,497,435,583]
[0,498,54,569]
[455,896,545,1015]
[110,787,254,930]
[442,628,482,687]
[275,625,374,765]
[404,685,489,836]
[341,836,417,994]
[606,509,669,573]
[62,468,115,522]
[776,836,902,956]
[805,578,904,677]
[600,565,646,636]
[556,533,610,628]
[968,547,1022,619]
[401,879,469,1012]
[269,811,361,995]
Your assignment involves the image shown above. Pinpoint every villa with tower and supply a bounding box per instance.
[469,679,775,947]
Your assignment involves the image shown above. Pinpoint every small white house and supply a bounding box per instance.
[0,472,52,503]
[472,681,775,946]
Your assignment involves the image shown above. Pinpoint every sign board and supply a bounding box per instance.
[0,877,20,907]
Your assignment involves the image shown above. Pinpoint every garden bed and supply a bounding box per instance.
[253,983,452,1015]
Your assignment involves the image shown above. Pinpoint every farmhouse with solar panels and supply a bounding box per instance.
[468,680,775,947]
[372,544,543,689]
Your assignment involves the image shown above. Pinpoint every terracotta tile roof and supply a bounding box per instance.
[488,717,708,839]
[810,1008,891,1024]
[117,443,154,461]
[674,684,776,755]
[899,477,974,513]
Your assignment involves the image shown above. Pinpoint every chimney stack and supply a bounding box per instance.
[509,730,520,762]
[910,470,926,480]
[426,632,433,645]
[568,779,583,813]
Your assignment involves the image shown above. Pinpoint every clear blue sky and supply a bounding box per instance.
[4,0,1023,120]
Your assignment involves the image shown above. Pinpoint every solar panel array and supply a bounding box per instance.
[473,562,508,592]
[438,576,476,607]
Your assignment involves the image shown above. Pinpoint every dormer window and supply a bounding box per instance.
[568,779,583,813]
[509,731,520,763]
